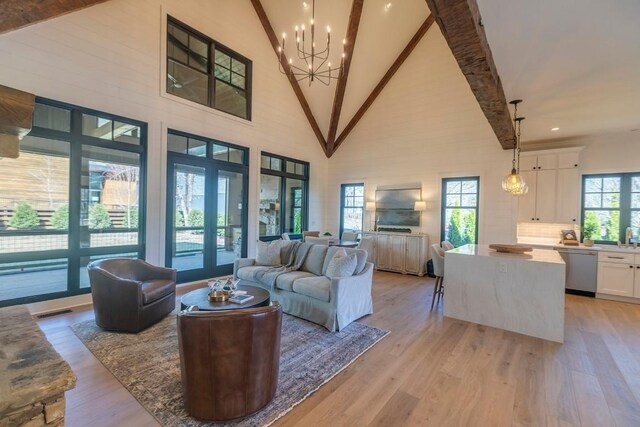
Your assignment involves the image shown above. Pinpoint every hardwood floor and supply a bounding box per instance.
[36,271,640,426]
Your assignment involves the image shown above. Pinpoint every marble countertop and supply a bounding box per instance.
[517,238,640,254]
[448,244,565,264]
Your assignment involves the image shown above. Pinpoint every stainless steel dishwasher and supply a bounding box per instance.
[555,248,598,296]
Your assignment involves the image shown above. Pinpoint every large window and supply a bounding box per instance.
[260,153,309,240]
[441,177,479,247]
[582,173,640,243]
[340,183,364,236]
[0,99,146,306]
[167,17,251,120]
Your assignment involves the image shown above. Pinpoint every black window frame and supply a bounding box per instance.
[165,129,250,282]
[440,176,480,246]
[339,183,365,237]
[166,16,252,120]
[0,97,147,307]
[259,152,309,241]
[581,173,640,244]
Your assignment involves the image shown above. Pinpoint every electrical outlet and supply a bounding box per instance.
[499,262,507,273]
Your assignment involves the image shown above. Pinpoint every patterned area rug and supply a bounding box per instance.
[71,308,389,426]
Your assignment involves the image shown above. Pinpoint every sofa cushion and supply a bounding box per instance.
[275,271,316,292]
[292,276,331,302]
[322,247,367,275]
[140,280,174,305]
[236,266,271,281]
[256,241,282,266]
[326,253,358,278]
[301,244,328,275]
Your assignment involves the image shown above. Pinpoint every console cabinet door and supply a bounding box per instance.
[597,262,635,296]
[376,234,390,269]
[389,236,405,271]
[405,236,422,274]
[635,266,640,298]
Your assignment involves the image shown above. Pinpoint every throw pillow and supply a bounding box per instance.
[326,252,358,278]
[256,240,282,266]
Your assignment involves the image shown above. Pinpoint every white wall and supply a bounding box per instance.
[326,27,518,246]
[0,0,328,267]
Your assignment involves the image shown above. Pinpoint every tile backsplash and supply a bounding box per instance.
[517,222,579,242]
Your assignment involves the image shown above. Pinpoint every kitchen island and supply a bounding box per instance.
[443,244,565,343]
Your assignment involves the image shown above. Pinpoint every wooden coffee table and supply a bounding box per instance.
[180,283,270,311]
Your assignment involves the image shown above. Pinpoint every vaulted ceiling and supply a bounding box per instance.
[2,0,638,155]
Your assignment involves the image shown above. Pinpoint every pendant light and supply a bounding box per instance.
[502,99,528,195]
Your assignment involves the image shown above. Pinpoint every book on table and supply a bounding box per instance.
[230,294,254,304]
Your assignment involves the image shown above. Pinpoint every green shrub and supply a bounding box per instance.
[125,206,138,229]
[175,210,185,227]
[583,211,601,240]
[50,204,69,230]
[187,209,204,227]
[88,203,112,229]
[10,202,40,229]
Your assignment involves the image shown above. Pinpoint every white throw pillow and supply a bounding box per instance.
[256,240,282,266]
[326,252,358,278]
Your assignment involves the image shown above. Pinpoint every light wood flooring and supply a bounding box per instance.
[36,271,640,426]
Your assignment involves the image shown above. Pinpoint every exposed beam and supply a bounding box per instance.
[326,0,364,154]
[0,0,109,35]
[332,15,435,154]
[424,0,515,149]
[250,0,329,157]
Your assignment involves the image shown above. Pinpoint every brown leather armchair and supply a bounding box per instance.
[177,303,282,421]
[88,259,176,333]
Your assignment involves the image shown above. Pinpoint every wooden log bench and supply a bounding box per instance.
[0,306,76,426]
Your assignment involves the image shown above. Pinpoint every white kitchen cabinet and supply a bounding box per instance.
[535,169,557,222]
[518,148,583,224]
[597,260,635,297]
[635,267,640,298]
[556,168,580,224]
[557,152,580,169]
[363,232,429,276]
[517,170,537,222]
[536,154,558,170]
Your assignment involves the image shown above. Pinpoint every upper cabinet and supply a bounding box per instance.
[517,148,583,224]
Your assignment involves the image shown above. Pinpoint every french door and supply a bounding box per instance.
[166,155,247,282]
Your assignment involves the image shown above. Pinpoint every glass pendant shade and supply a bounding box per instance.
[503,99,528,196]
[502,168,529,195]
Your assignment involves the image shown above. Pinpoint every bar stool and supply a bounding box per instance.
[430,243,445,309]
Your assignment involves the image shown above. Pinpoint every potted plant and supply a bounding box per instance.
[582,212,600,247]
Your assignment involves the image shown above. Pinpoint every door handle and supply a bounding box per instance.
[608,256,624,259]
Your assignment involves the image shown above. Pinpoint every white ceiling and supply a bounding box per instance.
[261,0,640,146]
[477,0,640,143]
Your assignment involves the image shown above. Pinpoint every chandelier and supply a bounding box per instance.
[502,99,528,195]
[278,0,345,86]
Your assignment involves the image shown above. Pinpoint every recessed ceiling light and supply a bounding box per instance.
[302,1,309,9]
[551,127,560,131]
[385,2,392,11]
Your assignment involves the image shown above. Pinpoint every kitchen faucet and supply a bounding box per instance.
[625,227,633,247]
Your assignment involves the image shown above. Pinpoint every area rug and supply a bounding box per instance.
[71,308,389,426]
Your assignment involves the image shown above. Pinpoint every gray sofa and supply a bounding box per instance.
[233,244,373,331]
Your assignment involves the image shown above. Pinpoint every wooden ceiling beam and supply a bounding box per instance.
[326,0,364,154]
[0,0,109,35]
[424,0,515,149]
[332,15,435,155]
[250,0,329,157]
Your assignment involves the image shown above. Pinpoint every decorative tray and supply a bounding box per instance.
[489,244,533,254]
